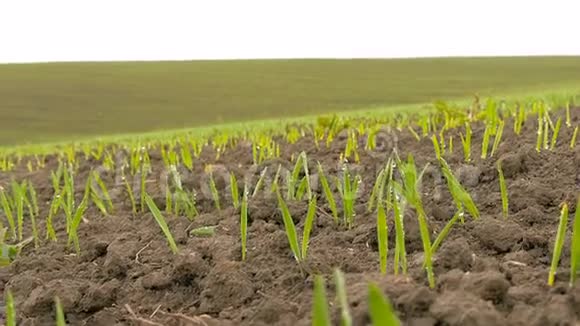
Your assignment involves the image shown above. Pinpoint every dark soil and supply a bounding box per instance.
[0,109,579,325]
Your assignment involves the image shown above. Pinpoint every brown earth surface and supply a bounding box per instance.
[0,109,579,325]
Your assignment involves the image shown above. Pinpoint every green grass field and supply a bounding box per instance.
[1,56,580,145]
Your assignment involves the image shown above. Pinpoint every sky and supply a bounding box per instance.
[1,0,579,63]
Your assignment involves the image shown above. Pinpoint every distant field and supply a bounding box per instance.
[1,56,580,145]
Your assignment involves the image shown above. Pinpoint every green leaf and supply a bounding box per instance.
[367,283,400,326]
[276,191,301,262]
[5,290,16,326]
[334,269,352,326]
[241,184,249,261]
[301,196,317,260]
[55,297,67,326]
[317,163,338,223]
[570,196,580,286]
[145,194,179,254]
[549,203,569,286]
[312,275,331,326]
[377,203,388,274]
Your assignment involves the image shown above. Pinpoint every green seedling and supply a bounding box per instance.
[367,168,386,213]
[481,124,491,159]
[91,170,114,214]
[431,134,442,160]
[1,236,33,267]
[392,187,407,275]
[368,283,400,326]
[536,111,544,152]
[336,165,361,229]
[514,104,526,135]
[144,193,179,254]
[439,158,480,220]
[317,163,338,223]
[334,269,352,326]
[312,275,331,326]
[12,181,26,242]
[566,102,572,127]
[55,297,67,326]
[570,196,580,286]
[67,188,89,255]
[430,210,462,254]
[276,190,302,262]
[408,126,421,141]
[252,167,268,198]
[230,172,240,209]
[6,289,16,326]
[377,202,388,274]
[0,186,17,240]
[241,184,249,261]
[301,196,317,260]
[396,154,434,287]
[270,164,282,194]
[549,203,569,286]
[497,161,509,219]
[287,152,311,201]
[344,129,360,163]
[180,144,193,171]
[571,126,578,149]
[490,120,504,157]
[460,123,472,163]
[448,135,453,154]
[207,170,221,211]
[122,173,137,215]
[550,117,562,150]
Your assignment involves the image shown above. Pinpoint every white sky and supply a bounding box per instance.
[1,0,579,63]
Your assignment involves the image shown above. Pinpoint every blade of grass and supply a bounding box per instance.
[481,124,491,159]
[490,120,504,157]
[397,154,434,287]
[312,275,331,326]
[334,269,352,326]
[497,161,509,219]
[68,195,89,255]
[241,184,248,261]
[13,181,25,241]
[208,171,221,211]
[230,172,239,209]
[367,169,386,213]
[536,112,544,152]
[301,196,317,260]
[570,196,580,286]
[549,203,569,286]
[92,171,114,213]
[367,283,400,326]
[431,210,461,254]
[392,191,407,275]
[317,163,338,223]
[55,297,66,326]
[570,126,578,149]
[5,290,16,326]
[252,167,268,198]
[550,117,562,150]
[276,190,302,262]
[144,194,179,254]
[377,202,388,274]
[431,135,442,160]
[0,188,16,240]
[22,187,39,248]
[46,189,64,241]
